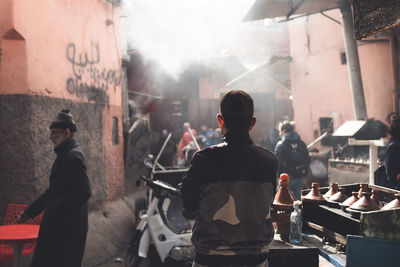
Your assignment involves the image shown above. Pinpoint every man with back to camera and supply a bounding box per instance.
[180,90,277,267]
[18,109,91,267]
[274,120,310,200]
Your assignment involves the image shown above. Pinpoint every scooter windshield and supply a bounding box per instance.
[158,196,193,234]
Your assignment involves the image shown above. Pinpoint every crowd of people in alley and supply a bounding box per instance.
[177,122,223,166]
[146,122,224,168]
[131,110,309,201]
[122,97,400,201]
[124,107,310,202]
[147,118,300,169]
[177,120,309,197]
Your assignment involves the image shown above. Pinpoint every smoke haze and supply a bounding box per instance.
[123,0,275,78]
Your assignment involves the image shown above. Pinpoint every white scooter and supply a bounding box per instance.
[126,133,196,267]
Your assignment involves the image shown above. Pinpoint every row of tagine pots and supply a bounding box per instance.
[301,182,400,216]
[271,174,400,237]
[272,174,400,215]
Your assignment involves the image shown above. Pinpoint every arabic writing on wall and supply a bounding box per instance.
[65,42,120,104]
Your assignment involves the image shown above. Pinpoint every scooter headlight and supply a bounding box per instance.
[169,246,194,261]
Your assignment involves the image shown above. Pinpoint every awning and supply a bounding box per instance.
[226,56,292,95]
[243,0,344,21]
[353,0,400,39]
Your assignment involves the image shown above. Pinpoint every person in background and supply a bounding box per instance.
[180,90,277,267]
[18,109,91,267]
[259,123,280,152]
[258,122,281,151]
[267,122,281,151]
[183,135,207,166]
[199,124,215,147]
[125,117,152,192]
[275,120,310,200]
[178,122,197,165]
[206,128,215,146]
[258,124,269,149]
[211,127,222,146]
[386,112,399,125]
[385,114,400,190]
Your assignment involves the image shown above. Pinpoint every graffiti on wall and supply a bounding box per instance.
[66,42,120,104]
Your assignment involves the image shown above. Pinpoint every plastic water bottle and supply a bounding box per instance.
[289,200,302,244]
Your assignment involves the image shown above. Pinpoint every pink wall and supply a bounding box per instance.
[289,9,394,145]
[0,0,125,201]
[0,0,12,34]
[1,0,123,107]
[104,106,125,201]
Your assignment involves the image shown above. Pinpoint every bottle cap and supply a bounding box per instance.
[280,173,289,181]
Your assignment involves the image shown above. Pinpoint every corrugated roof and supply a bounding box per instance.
[243,0,343,21]
[226,56,291,94]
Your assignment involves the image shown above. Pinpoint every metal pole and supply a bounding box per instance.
[348,138,387,185]
[188,127,200,151]
[340,1,368,120]
[307,132,329,149]
[369,144,378,185]
[152,133,172,173]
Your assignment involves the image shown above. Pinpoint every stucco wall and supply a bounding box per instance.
[103,105,125,201]
[1,0,123,107]
[289,10,394,145]
[0,95,108,220]
[0,0,125,219]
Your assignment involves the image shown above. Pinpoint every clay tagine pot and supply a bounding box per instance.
[301,183,326,203]
[273,173,296,211]
[371,189,383,209]
[329,188,348,203]
[340,192,359,211]
[348,192,379,212]
[382,193,400,210]
[323,182,339,199]
[357,183,370,198]
[272,173,296,241]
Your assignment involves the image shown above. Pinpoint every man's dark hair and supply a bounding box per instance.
[279,120,295,133]
[220,90,254,131]
[386,112,399,124]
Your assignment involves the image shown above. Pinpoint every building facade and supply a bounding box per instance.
[289,9,395,146]
[0,0,125,218]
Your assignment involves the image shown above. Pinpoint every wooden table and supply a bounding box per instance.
[267,234,319,267]
[0,225,39,267]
